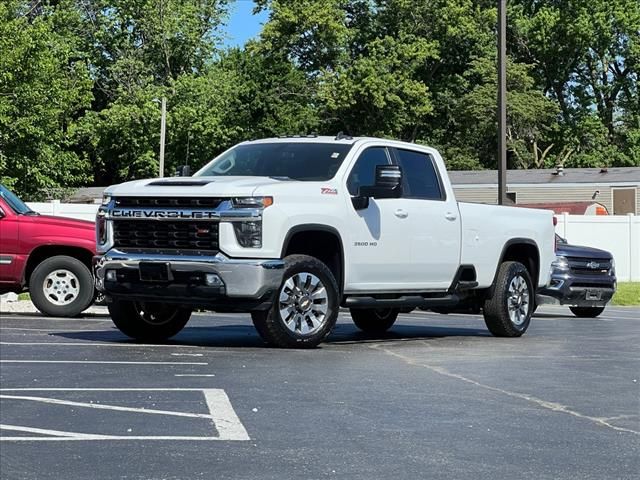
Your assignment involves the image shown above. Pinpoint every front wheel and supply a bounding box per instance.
[483,261,534,337]
[350,308,399,334]
[251,254,339,348]
[108,300,192,342]
[29,255,94,317]
[569,306,605,318]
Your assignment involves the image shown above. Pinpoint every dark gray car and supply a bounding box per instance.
[537,235,616,317]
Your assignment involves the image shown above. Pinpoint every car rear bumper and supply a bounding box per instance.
[94,249,284,312]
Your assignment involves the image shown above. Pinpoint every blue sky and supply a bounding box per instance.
[223,1,269,48]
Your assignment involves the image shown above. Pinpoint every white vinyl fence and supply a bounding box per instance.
[27,201,640,282]
[27,200,100,222]
[556,213,639,282]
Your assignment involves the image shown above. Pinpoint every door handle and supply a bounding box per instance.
[445,212,457,221]
[394,209,409,219]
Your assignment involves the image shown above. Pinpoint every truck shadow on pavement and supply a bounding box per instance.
[51,323,491,348]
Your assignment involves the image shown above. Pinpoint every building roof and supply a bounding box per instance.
[449,167,640,185]
[66,186,106,203]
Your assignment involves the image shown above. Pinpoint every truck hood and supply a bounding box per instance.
[27,214,94,229]
[557,242,612,260]
[105,176,293,197]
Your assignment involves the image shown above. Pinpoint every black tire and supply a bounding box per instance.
[483,261,534,337]
[108,299,192,342]
[251,254,339,348]
[350,308,399,334]
[569,306,605,318]
[29,255,94,317]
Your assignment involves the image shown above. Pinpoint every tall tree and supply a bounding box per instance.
[0,1,93,199]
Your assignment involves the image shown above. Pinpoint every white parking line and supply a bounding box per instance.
[174,374,216,377]
[0,341,205,349]
[0,360,207,365]
[0,388,249,441]
[0,394,215,419]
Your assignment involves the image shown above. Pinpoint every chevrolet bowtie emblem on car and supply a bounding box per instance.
[586,261,600,269]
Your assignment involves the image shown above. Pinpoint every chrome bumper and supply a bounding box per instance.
[94,249,284,307]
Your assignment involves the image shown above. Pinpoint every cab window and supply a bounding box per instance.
[393,149,444,200]
[347,147,391,196]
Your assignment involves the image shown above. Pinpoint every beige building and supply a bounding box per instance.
[450,167,640,215]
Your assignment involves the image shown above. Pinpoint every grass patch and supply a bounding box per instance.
[612,283,640,306]
[17,292,30,301]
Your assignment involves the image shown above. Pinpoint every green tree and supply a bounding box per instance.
[0,1,93,199]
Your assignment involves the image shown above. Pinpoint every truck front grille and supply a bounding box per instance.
[568,257,612,275]
[113,220,219,252]
[114,197,225,208]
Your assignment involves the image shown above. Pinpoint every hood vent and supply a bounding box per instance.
[147,179,213,187]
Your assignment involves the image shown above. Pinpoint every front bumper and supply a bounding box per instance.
[537,271,616,308]
[94,249,284,312]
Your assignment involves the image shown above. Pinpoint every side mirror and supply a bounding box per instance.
[359,165,403,199]
[352,165,403,210]
[175,165,192,177]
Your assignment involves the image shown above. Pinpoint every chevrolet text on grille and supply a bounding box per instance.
[106,209,261,220]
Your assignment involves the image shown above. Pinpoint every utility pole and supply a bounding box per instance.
[159,96,167,178]
[497,0,507,205]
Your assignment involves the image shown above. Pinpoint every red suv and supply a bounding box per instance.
[0,184,97,316]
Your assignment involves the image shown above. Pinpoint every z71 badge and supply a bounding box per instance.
[321,188,338,195]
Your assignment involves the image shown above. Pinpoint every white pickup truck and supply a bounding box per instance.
[95,135,555,348]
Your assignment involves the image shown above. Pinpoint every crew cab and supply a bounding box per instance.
[95,136,555,348]
[0,184,97,316]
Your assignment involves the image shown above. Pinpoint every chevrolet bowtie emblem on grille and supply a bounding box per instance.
[586,261,600,269]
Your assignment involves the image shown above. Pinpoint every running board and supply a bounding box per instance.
[344,294,461,309]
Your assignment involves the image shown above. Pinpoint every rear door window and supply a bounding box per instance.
[393,149,444,200]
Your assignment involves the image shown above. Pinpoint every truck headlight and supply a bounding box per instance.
[551,255,569,272]
[609,257,615,276]
[101,194,112,206]
[233,221,263,248]
[232,197,273,208]
[96,210,108,246]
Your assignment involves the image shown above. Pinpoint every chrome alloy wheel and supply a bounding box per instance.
[43,269,80,306]
[507,274,530,326]
[278,272,329,335]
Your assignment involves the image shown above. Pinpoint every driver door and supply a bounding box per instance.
[343,146,411,292]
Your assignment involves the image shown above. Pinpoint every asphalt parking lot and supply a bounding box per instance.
[1,306,639,480]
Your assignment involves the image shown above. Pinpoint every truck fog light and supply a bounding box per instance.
[205,273,223,286]
[105,270,116,281]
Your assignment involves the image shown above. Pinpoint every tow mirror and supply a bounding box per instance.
[352,165,403,210]
[175,165,192,177]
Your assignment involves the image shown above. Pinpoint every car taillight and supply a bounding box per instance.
[553,216,557,252]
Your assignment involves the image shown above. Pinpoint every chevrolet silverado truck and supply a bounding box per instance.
[0,184,97,316]
[536,235,616,317]
[94,136,555,348]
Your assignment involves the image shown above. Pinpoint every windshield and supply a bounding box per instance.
[0,184,34,215]
[195,142,354,181]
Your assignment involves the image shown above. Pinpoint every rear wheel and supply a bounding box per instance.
[483,261,533,337]
[29,255,94,317]
[569,306,605,318]
[251,255,339,348]
[350,308,399,334]
[109,299,192,342]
